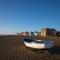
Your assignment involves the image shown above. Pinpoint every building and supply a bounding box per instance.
[20,32,30,36]
[40,28,56,37]
[56,31,60,37]
[37,32,41,36]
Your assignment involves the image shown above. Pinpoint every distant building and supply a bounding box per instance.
[40,28,56,37]
[40,28,46,37]
[20,32,30,36]
[56,31,60,37]
[37,32,41,36]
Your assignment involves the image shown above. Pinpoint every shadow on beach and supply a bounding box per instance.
[24,45,60,55]
[48,46,60,54]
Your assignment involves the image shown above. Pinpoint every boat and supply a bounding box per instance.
[24,38,54,49]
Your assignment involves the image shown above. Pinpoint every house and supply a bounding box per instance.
[20,32,30,36]
[40,28,56,37]
[56,31,60,37]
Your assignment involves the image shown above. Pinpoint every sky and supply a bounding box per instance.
[0,0,60,34]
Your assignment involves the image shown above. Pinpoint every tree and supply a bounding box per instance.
[34,31,39,36]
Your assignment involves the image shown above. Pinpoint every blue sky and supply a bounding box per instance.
[0,0,60,34]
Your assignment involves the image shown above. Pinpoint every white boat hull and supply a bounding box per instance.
[24,40,54,49]
[24,42,45,49]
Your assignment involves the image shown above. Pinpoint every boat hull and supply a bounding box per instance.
[24,39,54,49]
[24,42,45,49]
